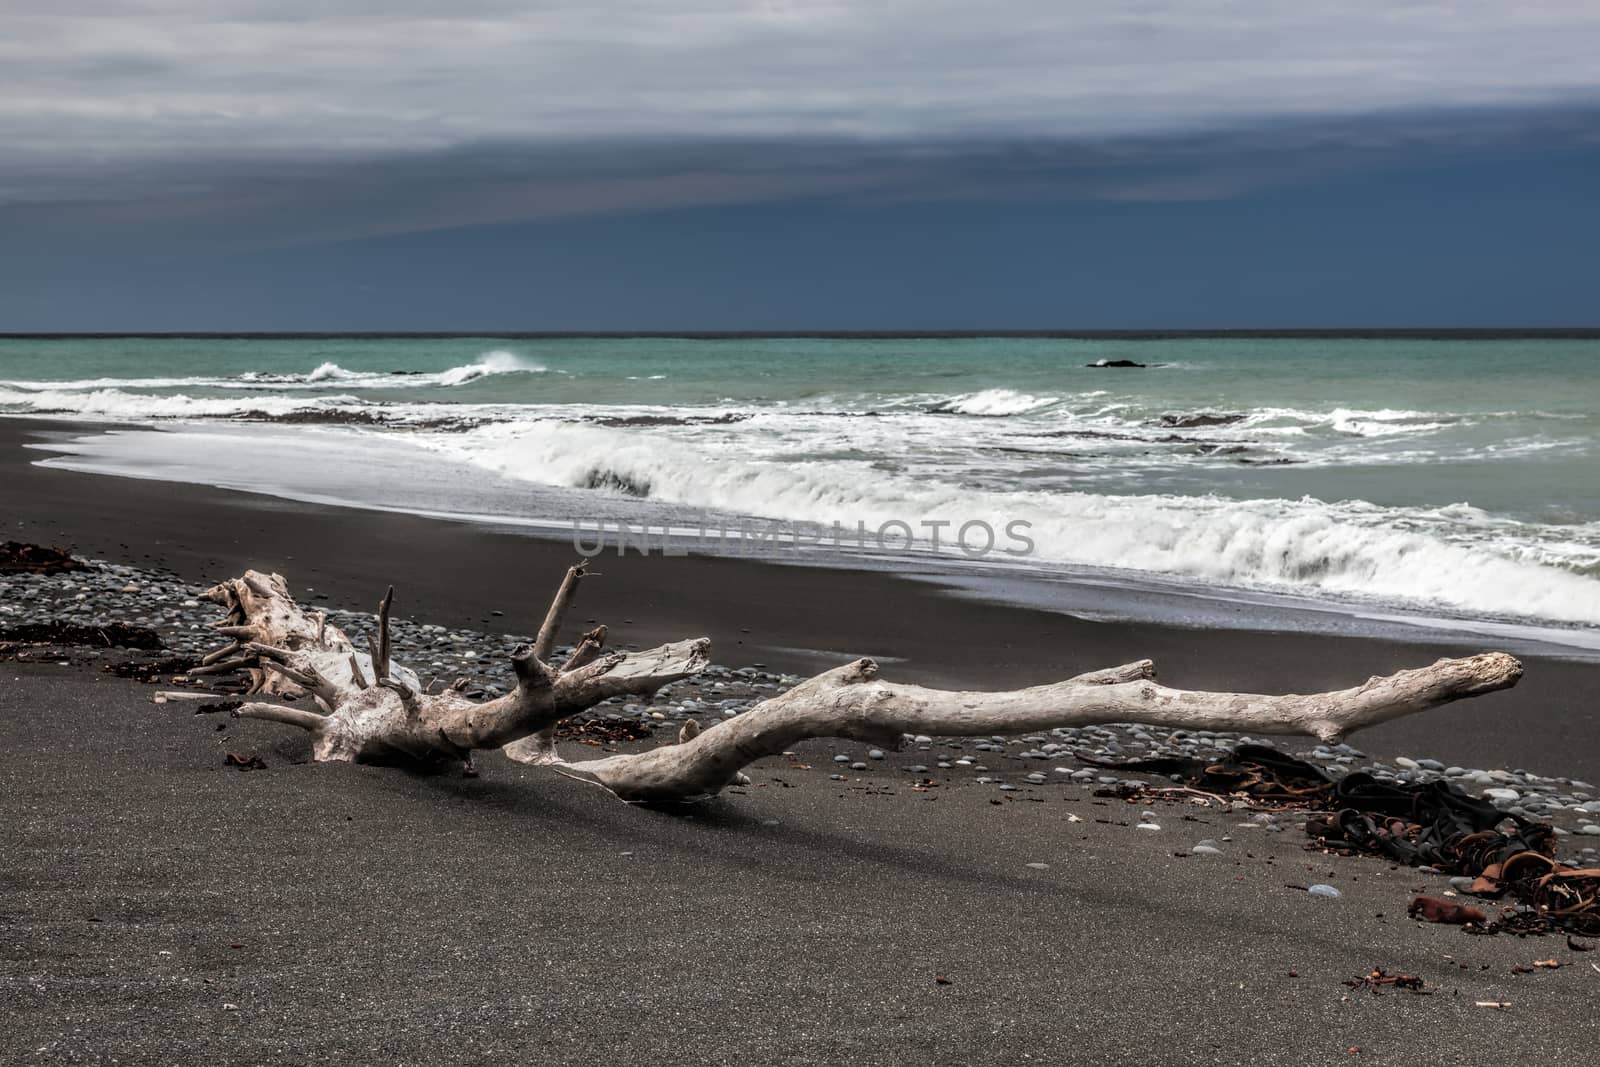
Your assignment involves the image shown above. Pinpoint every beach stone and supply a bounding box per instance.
[1580,824,1600,836]
[1394,757,1420,770]
[850,762,866,771]
[1025,773,1046,784]
[1482,787,1519,803]
[867,749,885,760]
[1025,862,1049,870]
[1307,884,1341,898]
[833,754,850,763]
[1135,822,1161,831]
[1191,843,1222,856]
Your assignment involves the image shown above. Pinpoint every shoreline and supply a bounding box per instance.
[24,416,1600,660]
[4,417,1599,780]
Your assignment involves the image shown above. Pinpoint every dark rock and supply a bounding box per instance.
[1159,412,1245,428]
[0,542,86,575]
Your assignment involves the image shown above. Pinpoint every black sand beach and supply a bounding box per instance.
[6,420,1598,779]
[4,419,1600,1064]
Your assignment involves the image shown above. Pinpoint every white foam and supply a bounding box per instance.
[418,420,1600,626]
[0,386,363,419]
[930,389,1060,416]
[0,350,546,395]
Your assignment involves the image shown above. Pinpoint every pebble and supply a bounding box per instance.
[867,749,885,760]
[1307,884,1342,898]
[1025,862,1049,870]
[1135,822,1161,831]
[1191,842,1223,856]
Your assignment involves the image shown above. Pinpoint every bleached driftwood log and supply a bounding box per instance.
[563,652,1523,802]
[200,566,1523,802]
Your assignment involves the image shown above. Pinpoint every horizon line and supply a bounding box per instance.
[5,328,1600,341]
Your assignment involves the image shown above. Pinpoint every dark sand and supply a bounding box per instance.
[4,419,1600,1064]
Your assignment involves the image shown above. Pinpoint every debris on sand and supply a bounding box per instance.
[1408,897,1488,925]
[557,718,655,745]
[105,655,194,681]
[1092,745,1600,938]
[0,541,86,575]
[1343,968,1429,994]
[224,752,267,771]
[0,620,163,650]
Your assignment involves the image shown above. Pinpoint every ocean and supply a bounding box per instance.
[3,335,1597,643]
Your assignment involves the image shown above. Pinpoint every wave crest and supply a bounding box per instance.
[929,389,1059,416]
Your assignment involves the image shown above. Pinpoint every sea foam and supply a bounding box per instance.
[422,420,1600,626]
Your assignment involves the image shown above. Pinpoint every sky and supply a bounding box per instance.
[2,1,1599,330]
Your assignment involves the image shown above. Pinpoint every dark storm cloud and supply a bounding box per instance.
[6,105,1599,250]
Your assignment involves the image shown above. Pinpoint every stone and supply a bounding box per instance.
[1307,884,1341,898]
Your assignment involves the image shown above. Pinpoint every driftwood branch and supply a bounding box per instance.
[202,568,1521,802]
[560,653,1523,803]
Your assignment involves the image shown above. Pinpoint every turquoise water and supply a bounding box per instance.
[3,335,1598,625]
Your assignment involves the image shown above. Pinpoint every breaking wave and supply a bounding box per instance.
[420,420,1600,626]
[928,389,1060,416]
[0,350,545,395]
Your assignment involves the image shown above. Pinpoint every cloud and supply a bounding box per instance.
[6,105,1600,252]
[5,1,1600,162]
[3,2,1600,248]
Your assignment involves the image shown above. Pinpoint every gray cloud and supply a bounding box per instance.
[4,2,1600,247]
[5,1,1600,164]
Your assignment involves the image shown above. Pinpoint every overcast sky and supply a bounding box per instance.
[3,2,1599,329]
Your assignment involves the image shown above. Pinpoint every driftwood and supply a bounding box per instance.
[202,565,1524,803]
